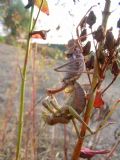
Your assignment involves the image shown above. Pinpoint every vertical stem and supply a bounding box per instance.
[64,125,68,160]
[15,6,34,160]
[71,1,111,160]
[31,43,37,160]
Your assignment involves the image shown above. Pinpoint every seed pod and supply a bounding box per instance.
[117,18,120,28]
[80,29,87,42]
[98,52,105,65]
[93,25,105,42]
[85,55,94,70]
[111,61,119,76]
[104,29,115,52]
[86,11,96,28]
[83,41,91,56]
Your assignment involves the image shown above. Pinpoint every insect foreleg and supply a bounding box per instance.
[69,107,94,134]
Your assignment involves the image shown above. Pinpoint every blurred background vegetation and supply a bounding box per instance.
[0,0,65,58]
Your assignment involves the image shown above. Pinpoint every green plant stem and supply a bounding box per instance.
[31,0,43,32]
[15,6,34,160]
[71,1,111,160]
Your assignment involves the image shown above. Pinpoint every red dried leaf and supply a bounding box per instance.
[94,91,104,108]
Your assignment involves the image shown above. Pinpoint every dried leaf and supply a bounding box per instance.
[94,91,104,108]
[86,11,96,28]
[34,0,49,15]
[93,25,105,42]
[104,28,115,52]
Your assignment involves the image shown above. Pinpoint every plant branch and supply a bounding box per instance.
[71,1,111,160]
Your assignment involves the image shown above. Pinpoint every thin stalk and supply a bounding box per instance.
[31,44,37,160]
[64,125,68,160]
[105,139,120,160]
[31,0,43,32]
[72,119,80,138]
[15,6,34,160]
[71,1,111,160]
